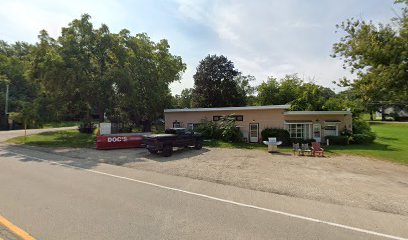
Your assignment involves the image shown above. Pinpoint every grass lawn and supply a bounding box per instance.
[325,122,408,164]
[204,122,408,164]
[7,130,95,148]
[7,122,407,164]
[42,121,80,128]
[204,139,268,150]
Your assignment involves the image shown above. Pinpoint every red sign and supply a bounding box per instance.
[96,134,144,150]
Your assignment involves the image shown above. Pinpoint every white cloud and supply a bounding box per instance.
[171,0,396,94]
[0,0,126,42]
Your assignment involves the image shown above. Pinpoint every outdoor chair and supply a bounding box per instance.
[292,143,302,156]
[311,142,325,157]
[301,143,312,156]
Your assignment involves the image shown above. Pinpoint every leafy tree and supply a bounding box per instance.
[30,14,186,131]
[256,76,280,105]
[290,83,335,111]
[174,88,193,108]
[332,1,408,117]
[118,33,186,131]
[192,55,243,107]
[234,74,256,105]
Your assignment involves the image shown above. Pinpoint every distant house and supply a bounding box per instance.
[164,105,352,143]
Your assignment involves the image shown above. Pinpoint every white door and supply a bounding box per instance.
[249,123,259,143]
[313,123,321,143]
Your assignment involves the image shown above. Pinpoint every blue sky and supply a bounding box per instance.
[0,0,400,94]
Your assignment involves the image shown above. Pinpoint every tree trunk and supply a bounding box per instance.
[98,108,105,123]
[142,120,152,132]
[24,120,27,140]
[369,110,373,121]
[381,105,386,121]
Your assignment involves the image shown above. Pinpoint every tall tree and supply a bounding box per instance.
[30,14,186,130]
[117,33,186,131]
[332,1,408,114]
[192,55,243,107]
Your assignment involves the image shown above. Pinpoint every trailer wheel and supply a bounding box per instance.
[162,145,173,157]
[194,141,203,150]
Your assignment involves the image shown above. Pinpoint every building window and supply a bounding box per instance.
[173,121,181,128]
[187,123,200,130]
[213,116,221,121]
[286,123,312,139]
[234,115,243,121]
[288,124,303,138]
[324,125,338,136]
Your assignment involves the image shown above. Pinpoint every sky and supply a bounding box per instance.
[0,0,400,95]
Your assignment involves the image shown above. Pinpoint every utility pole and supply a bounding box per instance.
[5,84,9,130]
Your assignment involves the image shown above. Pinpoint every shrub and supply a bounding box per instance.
[218,115,242,142]
[290,138,316,145]
[194,120,221,139]
[351,132,376,144]
[326,135,349,145]
[352,118,371,134]
[78,121,96,134]
[261,128,291,146]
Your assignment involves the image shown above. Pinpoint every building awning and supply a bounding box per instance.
[324,120,341,124]
[284,120,313,124]
[284,111,352,115]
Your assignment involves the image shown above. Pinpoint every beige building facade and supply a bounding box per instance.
[164,105,352,143]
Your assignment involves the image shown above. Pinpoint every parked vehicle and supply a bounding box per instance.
[144,128,203,157]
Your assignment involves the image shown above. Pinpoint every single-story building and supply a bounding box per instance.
[164,105,352,143]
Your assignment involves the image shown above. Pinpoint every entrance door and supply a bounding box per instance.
[313,123,321,143]
[249,123,259,143]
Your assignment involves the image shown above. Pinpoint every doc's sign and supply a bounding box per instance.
[96,135,144,150]
[107,136,128,143]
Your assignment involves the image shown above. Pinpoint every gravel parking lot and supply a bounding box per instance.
[22,145,408,216]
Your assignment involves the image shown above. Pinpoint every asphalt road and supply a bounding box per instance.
[0,130,407,240]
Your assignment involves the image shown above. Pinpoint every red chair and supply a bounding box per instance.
[311,142,324,157]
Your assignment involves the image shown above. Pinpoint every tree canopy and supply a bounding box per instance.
[29,14,185,130]
[192,55,245,107]
[332,1,408,108]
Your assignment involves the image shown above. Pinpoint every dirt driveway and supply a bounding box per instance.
[21,146,408,216]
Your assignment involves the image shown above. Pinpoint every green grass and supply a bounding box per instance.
[204,122,408,164]
[325,122,408,164]
[7,122,408,164]
[204,139,268,150]
[42,121,80,128]
[7,130,95,148]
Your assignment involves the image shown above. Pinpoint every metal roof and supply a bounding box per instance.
[164,105,291,113]
[284,111,352,115]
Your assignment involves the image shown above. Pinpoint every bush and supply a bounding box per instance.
[195,116,242,142]
[194,120,221,139]
[351,118,376,144]
[78,121,96,134]
[351,132,376,144]
[218,115,242,142]
[290,138,316,145]
[261,128,291,146]
[352,118,371,134]
[326,135,349,145]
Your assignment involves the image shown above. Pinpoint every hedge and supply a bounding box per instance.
[290,138,316,145]
[351,133,376,144]
[261,128,291,146]
[326,135,349,145]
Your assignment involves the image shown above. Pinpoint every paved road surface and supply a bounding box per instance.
[0,129,407,240]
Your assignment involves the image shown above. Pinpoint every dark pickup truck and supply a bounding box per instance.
[144,128,203,157]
